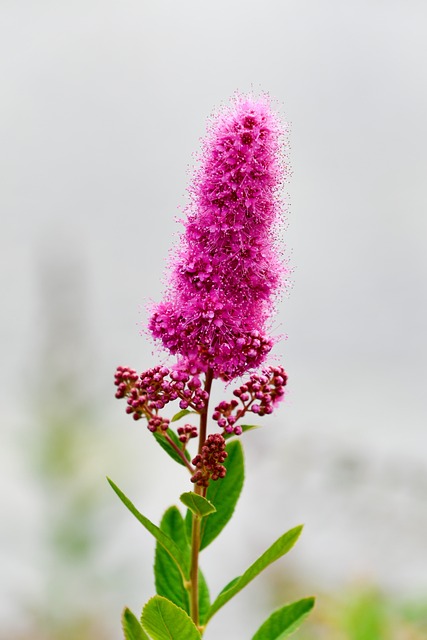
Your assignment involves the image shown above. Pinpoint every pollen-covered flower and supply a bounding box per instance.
[149,95,288,380]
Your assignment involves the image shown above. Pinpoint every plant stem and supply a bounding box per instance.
[198,369,213,455]
[164,433,194,473]
[190,483,206,626]
[189,368,213,627]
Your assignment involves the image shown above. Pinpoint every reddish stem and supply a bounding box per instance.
[164,433,194,473]
[189,368,213,628]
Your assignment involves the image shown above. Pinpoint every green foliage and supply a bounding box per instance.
[401,598,427,629]
[180,492,216,517]
[251,598,315,639]
[122,607,150,640]
[198,567,211,627]
[206,525,303,621]
[185,440,244,550]
[141,596,201,640]
[343,588,387,640]
[291,584,427,639]
[154,506,210,622]
[154,507,190,613]
[153,429,191,467]
[171,409,196,422]
[107,478,190,580]
[111,404,313,637]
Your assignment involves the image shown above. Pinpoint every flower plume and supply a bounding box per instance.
[149,94,289,380]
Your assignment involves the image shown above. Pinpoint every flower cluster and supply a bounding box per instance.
[191,434,228,487]
[114,365,208,432]
[149,95,288,381]
[212,366,288,434]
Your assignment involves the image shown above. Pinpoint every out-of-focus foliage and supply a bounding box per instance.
[293,585,427,640]
[2,255,115,640]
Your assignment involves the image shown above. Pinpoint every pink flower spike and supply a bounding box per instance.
[149,94,289,380]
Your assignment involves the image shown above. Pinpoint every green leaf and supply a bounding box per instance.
[180,492,216,517]
[122,607,150,640]
[141,596,201,640]
[223,424,261,440]
[251,597,315,639]
[196,440,244,550]
[107,478,189,580]
[198,569,211,627]
[217,576,240,596]
[206,525,303,622]
[171,409,196,422]
[153,429,191,467]
[154,506,209,621]
[154,507,190,614]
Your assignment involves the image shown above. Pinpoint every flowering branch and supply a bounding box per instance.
[111,95,314,639]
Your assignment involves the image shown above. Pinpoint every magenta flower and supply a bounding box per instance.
[149,95,288,380]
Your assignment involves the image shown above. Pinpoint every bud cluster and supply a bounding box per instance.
[191,434,228,487]
[212,366,288,435]
[177,424,198,444]
[114,365,209,432]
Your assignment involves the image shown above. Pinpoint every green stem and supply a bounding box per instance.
[189,368,213,628]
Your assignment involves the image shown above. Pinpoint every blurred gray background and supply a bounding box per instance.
[1,1,426,638]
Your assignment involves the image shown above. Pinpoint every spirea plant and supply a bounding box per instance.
[111,95,314,639]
